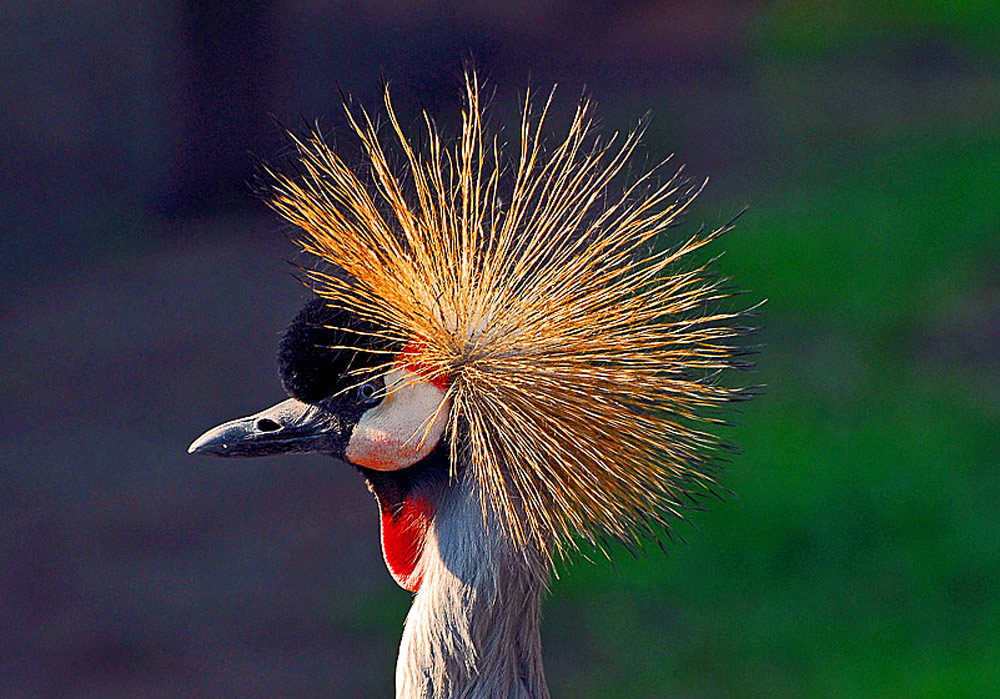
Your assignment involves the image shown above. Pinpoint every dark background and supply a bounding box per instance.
[3,1,999,696]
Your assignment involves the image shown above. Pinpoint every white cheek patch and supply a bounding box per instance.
[346,368,451,471]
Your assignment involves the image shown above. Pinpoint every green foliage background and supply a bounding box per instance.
[541,5,1000,696]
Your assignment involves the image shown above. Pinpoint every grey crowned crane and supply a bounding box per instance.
[189,73,755,698]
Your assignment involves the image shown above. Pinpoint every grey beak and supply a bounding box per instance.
[188,398,348,458]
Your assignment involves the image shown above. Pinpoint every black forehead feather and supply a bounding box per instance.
[278,298,393,403]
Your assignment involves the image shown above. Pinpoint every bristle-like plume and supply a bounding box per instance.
[265,72,754,556]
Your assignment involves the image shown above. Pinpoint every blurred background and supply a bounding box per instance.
[3,1,998,696]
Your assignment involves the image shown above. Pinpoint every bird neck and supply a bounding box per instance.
[395,470,550,699]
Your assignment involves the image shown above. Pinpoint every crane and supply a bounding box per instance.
[189,72,754,698]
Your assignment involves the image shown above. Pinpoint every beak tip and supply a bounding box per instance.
[187,436,207,455]
[187,428,225,456]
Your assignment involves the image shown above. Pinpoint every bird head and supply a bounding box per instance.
[189,71,755,594]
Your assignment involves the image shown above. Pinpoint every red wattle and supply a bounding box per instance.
[378,497,433,592]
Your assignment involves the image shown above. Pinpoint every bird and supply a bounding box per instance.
[189,72,755,698]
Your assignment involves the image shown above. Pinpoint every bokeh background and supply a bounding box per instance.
[3,1,999,696]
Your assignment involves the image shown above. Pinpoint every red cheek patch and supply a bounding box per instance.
[378,497,433,592]
[398,341,450,391]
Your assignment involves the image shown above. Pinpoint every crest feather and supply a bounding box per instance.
[265,72,755,556]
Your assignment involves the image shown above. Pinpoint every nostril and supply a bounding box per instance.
[256,418,282,432]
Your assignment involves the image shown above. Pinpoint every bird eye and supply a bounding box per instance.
[356,380,383,406]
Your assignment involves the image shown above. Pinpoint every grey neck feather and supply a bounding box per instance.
[395,470,550,699]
